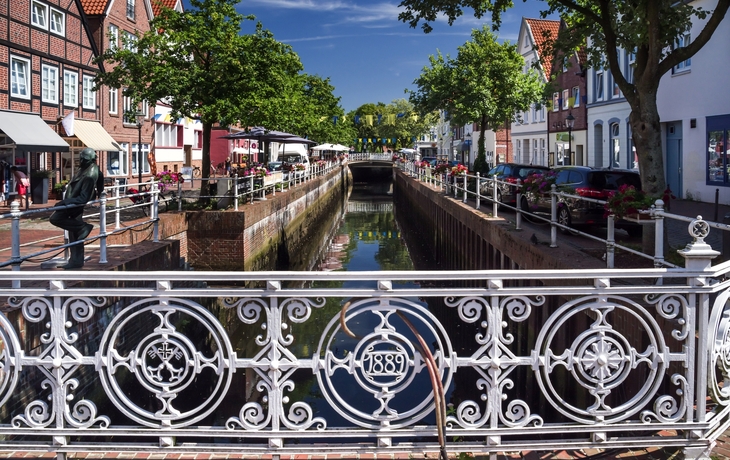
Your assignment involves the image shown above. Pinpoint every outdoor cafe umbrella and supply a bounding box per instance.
[221,127,302,163]
[311,143,349,152]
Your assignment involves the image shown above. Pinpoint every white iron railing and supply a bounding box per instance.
[399,161,730,269]
[0,222,728,459]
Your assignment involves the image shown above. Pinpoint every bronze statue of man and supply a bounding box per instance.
[50,147,101,269]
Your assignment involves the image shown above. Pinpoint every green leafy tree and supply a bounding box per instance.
[94,0,303,198]
[399,0,730,196]
[410,27,543,174]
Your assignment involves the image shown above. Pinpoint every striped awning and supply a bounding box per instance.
[72,119,121,152]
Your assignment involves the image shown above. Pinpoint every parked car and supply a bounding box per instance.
[481,163,550,206]
[521,166,644,236]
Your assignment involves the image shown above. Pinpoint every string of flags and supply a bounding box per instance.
[316,113,420,126]
[352,137,419,144]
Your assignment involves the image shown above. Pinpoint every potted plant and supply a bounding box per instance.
[31,169,54,204]
[603,184,654,220]
[52,179,68,200]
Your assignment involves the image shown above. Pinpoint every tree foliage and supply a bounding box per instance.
[94,0,303,195]
[409,26,543,174]
[348,100,436,152]
[398,0,730,195]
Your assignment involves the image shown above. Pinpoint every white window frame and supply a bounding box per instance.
[155,122,181,147]
[31,1,47,29]
[595,70,604,102]
[132,143,151,176]
[673,33,691,74]
[562,89,570,109]
[127,0,135,20]
[64,71,78,107]
[572,86,580,108]
[50,8,65,36]
[124,31,137,52]
[552,92,559,112]
[108,24,119,50]
[627,49,636,84]
[41,64,59,103]
[109,87,118,115]
[10,56,31,99]
[82,75,96,109]
[108,143,129,177]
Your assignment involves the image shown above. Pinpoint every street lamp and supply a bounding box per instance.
[565,112,575,165]
[135,111,145,186]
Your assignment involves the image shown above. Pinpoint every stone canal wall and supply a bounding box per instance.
[394,169,603,271]
[149,166,350,271]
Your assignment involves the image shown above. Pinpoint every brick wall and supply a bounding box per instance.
[146,167,350,271]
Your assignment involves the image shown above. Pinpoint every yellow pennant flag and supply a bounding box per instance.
[387,114,395,124]
[365,115,373,126]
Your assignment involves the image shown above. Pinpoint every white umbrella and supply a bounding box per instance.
[311,143,350,152]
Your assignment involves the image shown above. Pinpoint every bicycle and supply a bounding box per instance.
[192,165,201,178]
[127,185,176,216]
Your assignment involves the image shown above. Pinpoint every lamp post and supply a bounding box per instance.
[135,111,145,186]
[565,112,575,166]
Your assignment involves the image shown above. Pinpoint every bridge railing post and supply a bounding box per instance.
[550,184,557,248]
[492,177,498,218]
[462,174,467,203]
[476,173,481,210]
[515,180,522,231]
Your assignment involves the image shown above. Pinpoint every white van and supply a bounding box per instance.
[278,143,310,174]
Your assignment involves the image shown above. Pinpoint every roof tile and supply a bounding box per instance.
[79,0,108,16]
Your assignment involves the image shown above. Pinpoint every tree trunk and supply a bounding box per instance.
[629,84,665,254]
[200,121,212,202]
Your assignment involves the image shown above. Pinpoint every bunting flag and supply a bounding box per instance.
[61,110,74,136]
[397,113,405,118]
[333,116,338,125]
[365,115,373,126]
[387,114,395,124]
[355,115,360,124]
[411,114,419,122]
[377,114,382,124]
[319,116,327,121]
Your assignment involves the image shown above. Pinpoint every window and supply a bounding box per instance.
[673,33,691,74]
[611,74,621,98]
[194,130,203,149]
[10,56,31,99]
[155,122,181,147]
[50,8,64,35]
[524,109,529,124]
[540,138,546,165]
[108,144,128,177]
[124,32,137,52]
[109,87,118,114]
[627,49,636,84]
[41,65,58,103]
[31,1,47,28]
[595,70,604,102]
[127,0,135,20]
[707,115,730,185]
[533,139,538,163]
[123,94,134,123]
[610,122,621,168]
[108,24,119,50]
[552,92,559,112]
[562,89,570,109]
[82,75,96,109]
[515,141,521,163]
[531,105,537,123]
[572,87,580,108]
[132,143,150,176]
[64,71,78,107]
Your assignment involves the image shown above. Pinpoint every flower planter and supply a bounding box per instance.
[623,212,652,222]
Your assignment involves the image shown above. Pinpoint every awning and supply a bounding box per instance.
[71,119,121,152]
[0,110,69,152]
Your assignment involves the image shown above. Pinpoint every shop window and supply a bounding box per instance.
[707,115,730,185]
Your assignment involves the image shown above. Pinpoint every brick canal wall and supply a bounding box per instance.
[394,169,603,271]
[147,166,350,271]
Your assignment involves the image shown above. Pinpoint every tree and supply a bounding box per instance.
[94,0,303,198]
[409,27,543,174]
[399,0,730,196]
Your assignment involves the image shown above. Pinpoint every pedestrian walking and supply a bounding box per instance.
[10,166,30,207]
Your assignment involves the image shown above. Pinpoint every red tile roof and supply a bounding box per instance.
[151,0,179,16]
[79,0,108,16]
[525,18,560,72]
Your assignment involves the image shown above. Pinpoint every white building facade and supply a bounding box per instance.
[511,18,559,166]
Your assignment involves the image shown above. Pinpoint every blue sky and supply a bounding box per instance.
[182,0,552,112]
